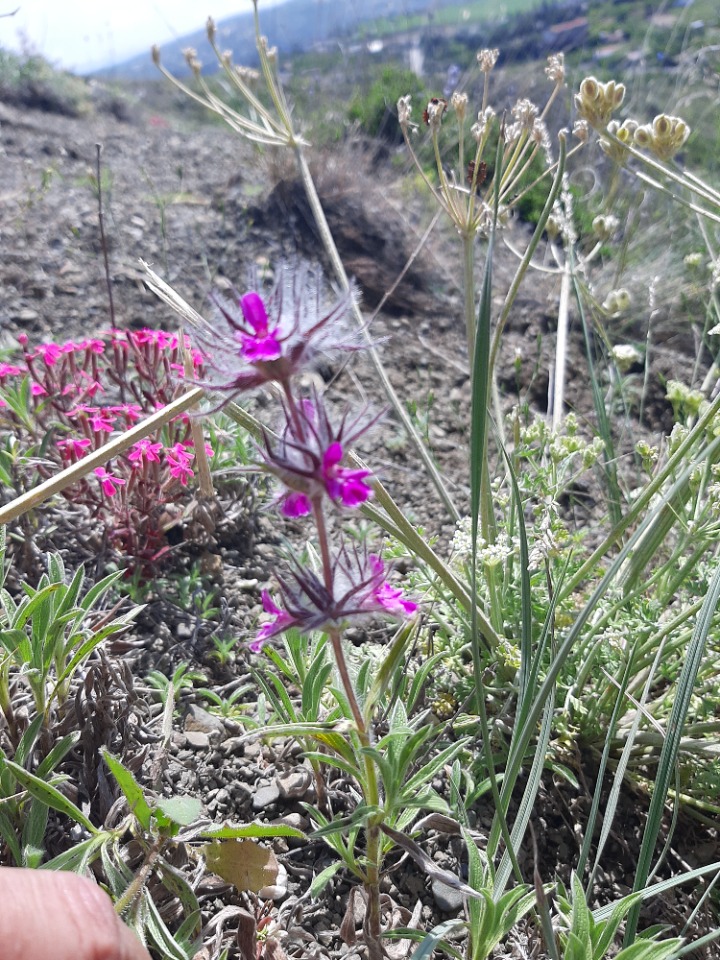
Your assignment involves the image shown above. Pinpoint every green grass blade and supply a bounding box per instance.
[624,559,720,945]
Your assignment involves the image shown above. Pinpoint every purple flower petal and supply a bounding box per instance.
[240,291,269,334]
[281,491,312,517]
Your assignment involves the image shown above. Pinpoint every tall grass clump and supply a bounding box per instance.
[3,1,720,958]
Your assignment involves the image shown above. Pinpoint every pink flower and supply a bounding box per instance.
[251,544,417,651]
[35,343,63,366]
[166,444,194,486]
[198,263,359,396]
[31,383,47,397]
[108,404,142,422]
[94,466,126,497]
[0,364,23,377]
[251,591,295,653]
[129,328,173,350]
[87,410,116,433]
[75,338,105,354]
[261,390,376,515]
[57,437,92,459]
[128,439,163,464]
[368,555,419,616]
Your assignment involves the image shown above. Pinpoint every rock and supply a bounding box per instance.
[258,862,288,901]
[252,781,281,811]
[184,704,227,742]
[431,878,465,913]
[276,767,313,800]
[221,736,246,757]
[185,731,210,750]
[271,812,309,832]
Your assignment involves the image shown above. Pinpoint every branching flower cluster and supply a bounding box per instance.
[0,328,208,569]
[195,262,417,651]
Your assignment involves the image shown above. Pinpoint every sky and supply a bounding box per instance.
[0,0,285,73]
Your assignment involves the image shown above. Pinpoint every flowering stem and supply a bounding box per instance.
[293,147,460,523]
[312,498,383,956]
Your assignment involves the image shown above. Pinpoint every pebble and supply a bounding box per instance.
[276,767,313,800]
[184,704,227,742]
[252,781,281,811]
[431,878,465,913]
[258,862,288,901]
[185,731,210,750]
[221,736,246,757]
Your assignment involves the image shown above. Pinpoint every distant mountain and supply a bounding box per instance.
[98,0,461,79]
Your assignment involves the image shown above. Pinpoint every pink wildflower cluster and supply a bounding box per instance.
[196,261,417,651]
[0,328,209,572]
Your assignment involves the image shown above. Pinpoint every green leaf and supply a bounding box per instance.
[569,872,592,952]
[102,749,152,831]
[1,759,97,833]
[155,795,202,827]
[0,806,22,865]
[614,941,682,960]
[40,833,111,873]
[310,860,343,898]
[409,920,466,960]
[199,822,306,840]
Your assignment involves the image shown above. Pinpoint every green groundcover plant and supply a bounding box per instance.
[2,2,720,958]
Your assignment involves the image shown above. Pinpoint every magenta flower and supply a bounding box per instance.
[57,437,92,460]
[0,364,23,377]
[198,263,360,397]
[34,342,63,366]
[87,410,116,433]
[31,383,47,397]
[108,404,142,422]
[128,439,163,464]
[252,543,418,651]
[129,328,174,349]
[166,443,194,486]
[94,466,126,497]
[251,591,295,653]
[261,390,378,516]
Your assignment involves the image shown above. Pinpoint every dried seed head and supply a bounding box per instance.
[221,50,233,68]
[206,16,216,42]
[477,48,499,73]
[397,94,412,127]
[648,113,690,161]
[545,214,562,241]
[512,98,538,131]
[633,124,654,150]
[603,288,631,315]
[151,45,161,67]
[235,65,260,82]
[471,105,495,143]
[451,91,468,122]
[545,52,565,85]
[424,97,448,131]
[260,37,277,63]
[573,119,590,142]
[612,344,642,373]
